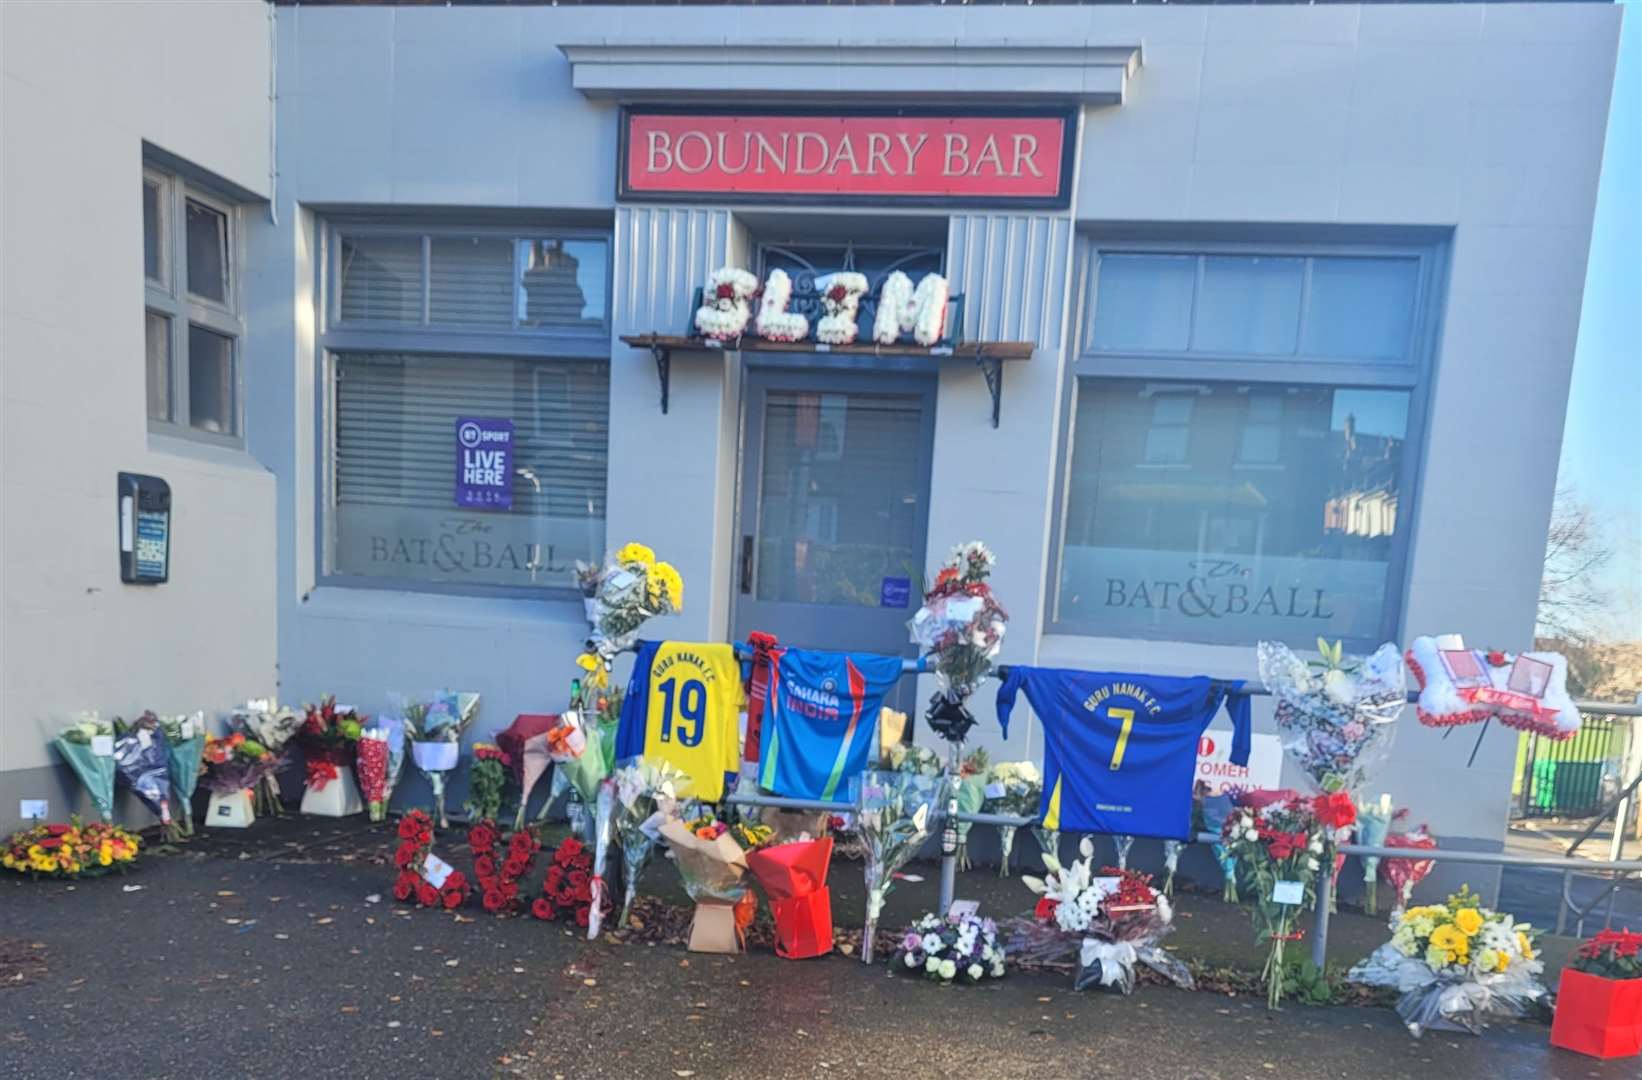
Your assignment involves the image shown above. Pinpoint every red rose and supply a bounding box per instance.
[556,837,584,862]
[482,889,505,913]
[417,826,434,847]
[568,869,589,890]
[503,857,527,880]
[1034,897,1060,922]
[393,879,414,902]
[574,882,593,904]
[445,871,467,891]
[575,905,591,928]
[475,855,497,879]
[827,284,846,303]
[417,884,439,907]
[398,818,420,840]
[545,866,565,890]
[500,880,519,901]
[716,283,735,301]
[532,897,554,920]
[394,846,416,869]
[442,888,463,910]
[479,876,498,894]
[1486,650,1508,667]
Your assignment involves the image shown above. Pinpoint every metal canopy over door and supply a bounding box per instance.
[732,367,936,718]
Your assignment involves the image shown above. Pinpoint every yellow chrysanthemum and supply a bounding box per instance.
[1516,932,1534,961]
[1454,908,1483,936]
[652,561,684,611]
[615,542,655,568]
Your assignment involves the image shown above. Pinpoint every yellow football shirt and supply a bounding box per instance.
[634,641,744,801]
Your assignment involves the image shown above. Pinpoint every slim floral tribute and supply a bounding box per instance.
[1257,638,1406,796]
[1349,886,1544,1037]
[228,701,303,818]
[404,691,481,829]
[982,760,1041,879]
[893,911,1006,984]
[1014,838,1193,995]
[872,271,950,347]
[910,541,1008,741]
[52,714,117,823]
[392,809,470,911]
[850,769,947,964]
[158,713,207,837]
[1220,794,1343,1009]
[3,819,140,878]
[531,836,612,928]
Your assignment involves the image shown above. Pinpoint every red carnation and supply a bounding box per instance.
[1313,792,1357,831]
[1034,897,1060,922]
[46,823,71,836]
[417,883,439,907]
[532,897,554,920]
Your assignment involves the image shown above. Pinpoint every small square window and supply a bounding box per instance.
[186,198,229,303]
[188,324,236,435]
[143,181,164,284]
[145,311,172,421]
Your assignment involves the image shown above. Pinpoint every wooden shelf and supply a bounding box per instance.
[619,333,1033,426]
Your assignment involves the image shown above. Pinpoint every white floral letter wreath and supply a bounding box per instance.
[815,272,869,345]
[694,267,759,342]
[872,271,950,347]
[754,268,809,343]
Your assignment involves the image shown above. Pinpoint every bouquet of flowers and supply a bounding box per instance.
[1112,835,1135,871]
[573,542,683,696]
[464,743,510,824]
[227,701,303,817]
[548,707,616,839]
[1552,929,1642,1059]
[661,813,763,953]
[983,760,1041,878]
[1355,794,1396,916]
[469,818,538,916]
[1199,790,1239,902]
[1312,789,1359,913]
[952,748,991,872]
[496,713,556,831]
[1014,838,1192,994]
[909,541,1008,742]
[1381,823,1439,917]
[200,734,283,795]
[157,713,207,837]
[893,910,1005,984]
[1220,794,1334,1008]
[609,757,687,930]
[403,691,481,829]
[884,742,943,776]
[850,769,947,964]
[3,819,140,878]
[1161,840,1185,896]
[113,712,176,838]
[52,714,117,823]
[391,810,470,911]
[1349,886,1544,1036]
[297,696,364,816]
[1257,639,1405,795]
[355,728,390,822]
[532,836,611,928]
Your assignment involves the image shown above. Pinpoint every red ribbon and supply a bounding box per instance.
[305,759,339,791]
[1270,930,1306,942]
[1458,685,1559,723]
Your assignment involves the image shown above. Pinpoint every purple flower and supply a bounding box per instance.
[903,932,922,951]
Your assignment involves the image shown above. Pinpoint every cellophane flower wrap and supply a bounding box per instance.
[3,819,140,878]
[403,691,481,829]
[464,744,509,824]
[158,713,207,836]
[200,733,282,797]
[297,696,363,793]
[52,713,117,823]
[1349,886,1544,1037]
[1257,638,1405,795]
[573,542,683,697]
[496,713,556,832]
[1199,792,1239,902]
[1381,823,1439,917]
[113,713,174,834]
[850,769,947,964]
[660,814,758,912]
[894,911,1006,984]
[228,701,302,817]
[1012,838,1192,995]
[355,729,391,821]
[1221,794,1339,1008]
[948,748,990,872]
[1355,794,1396,916]
[983,760,1040,878]
[910,542,1008,713]
[609,757,686,930]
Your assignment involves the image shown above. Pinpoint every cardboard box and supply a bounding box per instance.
[688,899,745,954]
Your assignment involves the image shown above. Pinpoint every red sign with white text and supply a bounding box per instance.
[621,110,1073,207]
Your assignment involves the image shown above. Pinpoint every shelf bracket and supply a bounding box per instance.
[651,343,671,414]
[976,353,1003,428]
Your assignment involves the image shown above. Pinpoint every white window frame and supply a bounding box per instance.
[144,166,245,446]
[1049,234,1448,652]
[316,218,614,599]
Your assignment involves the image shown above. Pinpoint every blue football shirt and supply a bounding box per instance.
[995,666,1250,840]
[757,647,905,801]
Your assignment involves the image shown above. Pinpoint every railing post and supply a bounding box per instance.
[1311,860,1332,969]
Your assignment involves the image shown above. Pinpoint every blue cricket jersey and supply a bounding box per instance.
[995,666,1250,840]
[757,646,905,801]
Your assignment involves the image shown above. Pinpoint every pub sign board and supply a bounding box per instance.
[619,107,1076,209]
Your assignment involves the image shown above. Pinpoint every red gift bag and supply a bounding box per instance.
[746,837,834,960]
[770,890,833,959]
[1551,968,1642,1059]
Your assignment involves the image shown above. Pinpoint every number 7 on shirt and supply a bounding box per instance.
[1107,707,1135,771]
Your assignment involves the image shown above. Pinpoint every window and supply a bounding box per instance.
[1055,242,1440,649]
[324,224,612,593]
[143,167,242,440]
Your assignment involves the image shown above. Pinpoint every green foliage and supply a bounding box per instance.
[1280,957,1350,1006]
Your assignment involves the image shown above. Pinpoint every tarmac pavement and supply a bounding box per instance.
[0,818,1633,1080]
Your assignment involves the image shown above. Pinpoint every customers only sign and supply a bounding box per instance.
[1195,731,1283,798]
[454,417,513,510]
[620,108,1074,207]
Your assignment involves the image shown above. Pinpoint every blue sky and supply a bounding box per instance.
[1557,5,1641,640]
